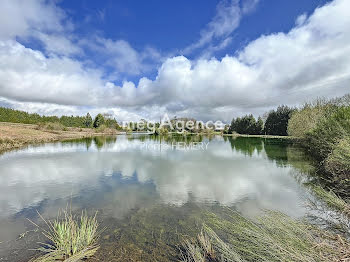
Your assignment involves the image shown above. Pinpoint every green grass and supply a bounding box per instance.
[31,209,100,262]
[310,185,350,217]
[180,209,350,262]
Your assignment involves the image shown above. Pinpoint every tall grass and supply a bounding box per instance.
[180,209,350,262]
[31,209,100,262]
[310,185,350,217]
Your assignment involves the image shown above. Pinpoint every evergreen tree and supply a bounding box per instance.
[255,117,264,135]
[84,113,93,127]
[93,113,105,128]
[264,105,295,136]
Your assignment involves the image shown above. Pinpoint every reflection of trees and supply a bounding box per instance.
[228,137,263,156]
[286,146,315,177]
[263,139,289,166]
[227,137,313,173]
[129,134,206,144]
[264,139,314,174]
[93,136,117,149]
[85,137,92,150]
[62,137,93,150]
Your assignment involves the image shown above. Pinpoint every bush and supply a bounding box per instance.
[325,137,350,181]
[288,102,335,137]
[95,124,107,133]
[306,106,350,160]
[37,122,67,131]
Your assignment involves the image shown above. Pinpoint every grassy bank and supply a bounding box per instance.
[288,95,350,200]
[30,205,348,262]
[180,209,350,262]
[0,122,118,153]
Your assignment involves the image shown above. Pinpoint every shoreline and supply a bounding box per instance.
[222,133,297,139]
[0,122,119,154]
[0,122,300,154]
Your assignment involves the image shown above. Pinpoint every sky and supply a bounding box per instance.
[0,0,349,122]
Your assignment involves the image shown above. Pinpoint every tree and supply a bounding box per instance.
[264,105,295,136]
[93,113,105,128]
[229,115,263,135]
[255,117,264,135]
[84,113,93,128]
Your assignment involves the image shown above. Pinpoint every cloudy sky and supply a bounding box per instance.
[0,0,349,122]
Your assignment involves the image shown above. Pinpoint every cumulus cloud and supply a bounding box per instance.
[82,37,163,76]
[0,0,349,122]
[0,0,65,40]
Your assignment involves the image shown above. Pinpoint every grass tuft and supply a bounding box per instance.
[31,208,100,262]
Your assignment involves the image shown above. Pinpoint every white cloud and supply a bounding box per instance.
[183,0,242,55]
[35,32,82,56]
[85,37,162,76]
[182,0,260,56]
[0,0,65,40]
[0,0,349,122]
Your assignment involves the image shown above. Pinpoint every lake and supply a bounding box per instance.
[0,135,324,261]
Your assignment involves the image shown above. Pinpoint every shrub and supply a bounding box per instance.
[37,122,67,131]
[288,102,335,137]
[325,137,350,181]
[306,106,350,160]
[95,124,107,133]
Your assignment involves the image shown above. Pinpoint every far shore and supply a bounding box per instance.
[0,122,119,154]
[222,133,297,139]
[0,122,299,154]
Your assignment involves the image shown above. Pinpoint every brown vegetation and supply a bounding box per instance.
[0,122,118,153]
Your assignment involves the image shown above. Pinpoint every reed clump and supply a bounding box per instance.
[31,209,100,262]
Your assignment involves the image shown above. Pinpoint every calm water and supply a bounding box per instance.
[0,135,318,261]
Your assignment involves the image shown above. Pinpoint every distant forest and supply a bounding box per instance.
[0,107,120,129]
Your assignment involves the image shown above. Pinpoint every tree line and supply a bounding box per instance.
[227,105,295,136]
[0,107,120,129]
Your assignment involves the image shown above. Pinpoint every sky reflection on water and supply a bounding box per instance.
[0,135,312,241]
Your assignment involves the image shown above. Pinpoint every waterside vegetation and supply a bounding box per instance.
[30,209,100,262]
[180,209,350,262]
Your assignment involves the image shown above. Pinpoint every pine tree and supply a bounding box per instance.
[84,113,92,128]
[93,113,105,128]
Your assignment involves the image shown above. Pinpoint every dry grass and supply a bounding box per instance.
[0,122,118,153]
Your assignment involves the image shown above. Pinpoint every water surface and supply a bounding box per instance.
[0,135,316,261]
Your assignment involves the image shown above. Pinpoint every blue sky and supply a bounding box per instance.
[0,0,349,122]
[56,0,330,81]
